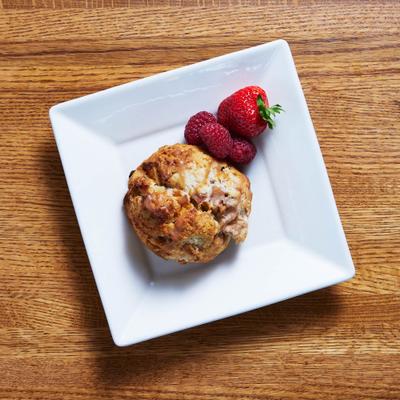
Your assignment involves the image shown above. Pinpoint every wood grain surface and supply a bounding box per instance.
[0,1,399,399]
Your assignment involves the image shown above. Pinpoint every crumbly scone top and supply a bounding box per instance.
[124,144,252,263]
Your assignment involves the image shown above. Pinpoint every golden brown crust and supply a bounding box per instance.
[124,144,252,264]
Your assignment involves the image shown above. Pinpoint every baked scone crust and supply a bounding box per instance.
[124,144,252,264]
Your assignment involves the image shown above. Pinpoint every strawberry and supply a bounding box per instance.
[217,86,283,138]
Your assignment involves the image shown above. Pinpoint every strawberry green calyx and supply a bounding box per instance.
[256,95,284,129]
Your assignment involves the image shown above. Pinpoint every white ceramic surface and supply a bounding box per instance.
[49,40,355,346]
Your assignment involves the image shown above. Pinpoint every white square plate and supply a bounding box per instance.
[50,40,354,346]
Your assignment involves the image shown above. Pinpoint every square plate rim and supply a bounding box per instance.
[49,39,355,346]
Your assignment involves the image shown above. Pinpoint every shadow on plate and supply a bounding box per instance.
[122,214,154,283]
[151,242,240,288]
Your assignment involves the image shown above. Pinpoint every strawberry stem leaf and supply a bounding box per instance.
[257,95,284,129]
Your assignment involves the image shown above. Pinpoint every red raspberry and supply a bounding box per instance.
[229,138,257,164]
[199,122,233,159]
[184,111,217,145]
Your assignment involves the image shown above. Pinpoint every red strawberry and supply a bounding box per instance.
[184,111,217,145]
[217,86,283,138]
[199,122,233,159]
[229,138,257,164]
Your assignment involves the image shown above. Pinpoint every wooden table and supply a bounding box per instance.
[1,1,399,399]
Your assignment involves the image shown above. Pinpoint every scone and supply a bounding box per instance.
[124,144,252,264]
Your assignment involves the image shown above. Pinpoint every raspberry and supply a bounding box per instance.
[184,111,217,145]
[229,137,257,164]
[199,122,233,159]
